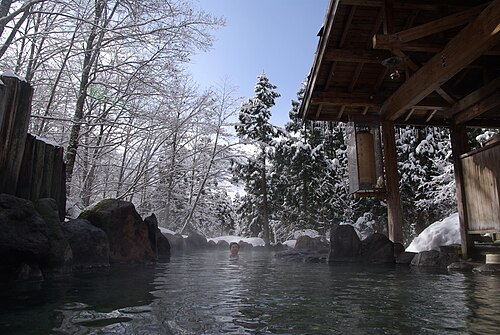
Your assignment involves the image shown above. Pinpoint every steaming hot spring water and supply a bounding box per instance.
[1,248,499,335]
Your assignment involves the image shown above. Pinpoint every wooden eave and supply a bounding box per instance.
[301,0,500,128]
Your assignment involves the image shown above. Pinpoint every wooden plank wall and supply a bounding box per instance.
[0,75,66,220]
[461,141,500,233]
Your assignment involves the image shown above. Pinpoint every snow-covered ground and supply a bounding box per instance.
[406,213,460,252]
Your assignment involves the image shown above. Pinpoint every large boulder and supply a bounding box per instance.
[0,194,50,281]
[360,233,394,264]
[328,225,361,263]
[78,199,155,263]
[34,198,73,277]
[61,219,110,270]
[411,249,459,267]
[295,235,329,252]
[216,240,229,250]
[185,231,207,251]
[165,233,186,255]
[144,214,170,259]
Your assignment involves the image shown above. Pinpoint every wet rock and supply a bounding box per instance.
[0,194,49,281]
[360,233,394,264]
[207,240,217,249]
[61,219,110,270]
[270,243,287,252]
[78,199,155,263]
[238,240,252,250]
[164,233,186,255]
[216,240,229,250]
[396,252,416,264]
[472,264,500,273]
[34,198,73,278]
[328,225,361,263]
[448,261,474,272]
[144,214,170,259]
[394,243,405,258]
[411,249,459,267]
[295,236,329,253]
[275,249,328,263]
[185,231,207,250]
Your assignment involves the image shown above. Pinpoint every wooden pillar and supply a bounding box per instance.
[382,121,404,243]
[450,123,472,259]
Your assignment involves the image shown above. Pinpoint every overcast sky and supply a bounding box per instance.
[188,0,329,126]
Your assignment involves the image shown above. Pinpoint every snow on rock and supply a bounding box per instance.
[291,229,321,240]
[159,227,176,235]
[209,235,265,247]
[406,213,460,252]
[283,240,296,248]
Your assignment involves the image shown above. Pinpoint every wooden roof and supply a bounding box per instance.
[301,0,500,127]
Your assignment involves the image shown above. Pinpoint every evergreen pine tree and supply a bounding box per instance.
[234,74,280,245]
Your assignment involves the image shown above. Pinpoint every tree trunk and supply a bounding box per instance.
[261,146,270,246]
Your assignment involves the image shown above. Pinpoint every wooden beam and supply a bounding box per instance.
[380,0,500,121]
[337,105,346,120]
[445,75,500,117]
[314,104,323,120]
[374,38,500,55]
[382,120,404,243]
[349,63,364,92]
[339,0,451,11]
[383,0,394,34]
[324,61,338,91]
[324,48,391,63]
[377,4,487,44]
[453,91,500,125]
[311,92,383,106]
[340,5,356,47]
[435,87,456,105]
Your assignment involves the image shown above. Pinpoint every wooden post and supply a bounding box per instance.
[382,120,404,243]
[0,76,33,194]
[450,123,472,259]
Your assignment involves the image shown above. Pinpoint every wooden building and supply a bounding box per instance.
[300,0,500,258]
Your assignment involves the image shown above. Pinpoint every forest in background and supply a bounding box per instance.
[1,0,497,246]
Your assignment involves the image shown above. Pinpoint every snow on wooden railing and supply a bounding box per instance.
[0,72,66,220]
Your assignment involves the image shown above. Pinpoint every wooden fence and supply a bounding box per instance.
[0,74,66,220]
[461,139,500,234]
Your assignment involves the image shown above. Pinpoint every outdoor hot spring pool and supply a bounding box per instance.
[1,250,499,335]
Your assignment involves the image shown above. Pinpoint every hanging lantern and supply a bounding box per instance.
[347,121,385,198]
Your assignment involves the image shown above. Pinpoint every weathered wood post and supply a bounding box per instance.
[0,74,33,194]
[382,120,404,244]
[0,72,66,221]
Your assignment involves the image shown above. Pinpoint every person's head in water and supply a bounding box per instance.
[229,242,240,258]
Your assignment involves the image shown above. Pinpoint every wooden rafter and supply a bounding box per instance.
[453,92,500,125]
[324,48,390,63]
[380,0,500,121]
[312,92,383,106]
[445,75,500,117]
[376,4,487,44]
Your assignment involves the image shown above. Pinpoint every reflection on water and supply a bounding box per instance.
[0,251,499,334]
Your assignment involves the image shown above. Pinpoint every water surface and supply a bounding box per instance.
[1,250,499,334]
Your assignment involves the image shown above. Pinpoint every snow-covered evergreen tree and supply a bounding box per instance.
[233,74,280,245]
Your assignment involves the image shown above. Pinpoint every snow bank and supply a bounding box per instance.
[406,213,460,252]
